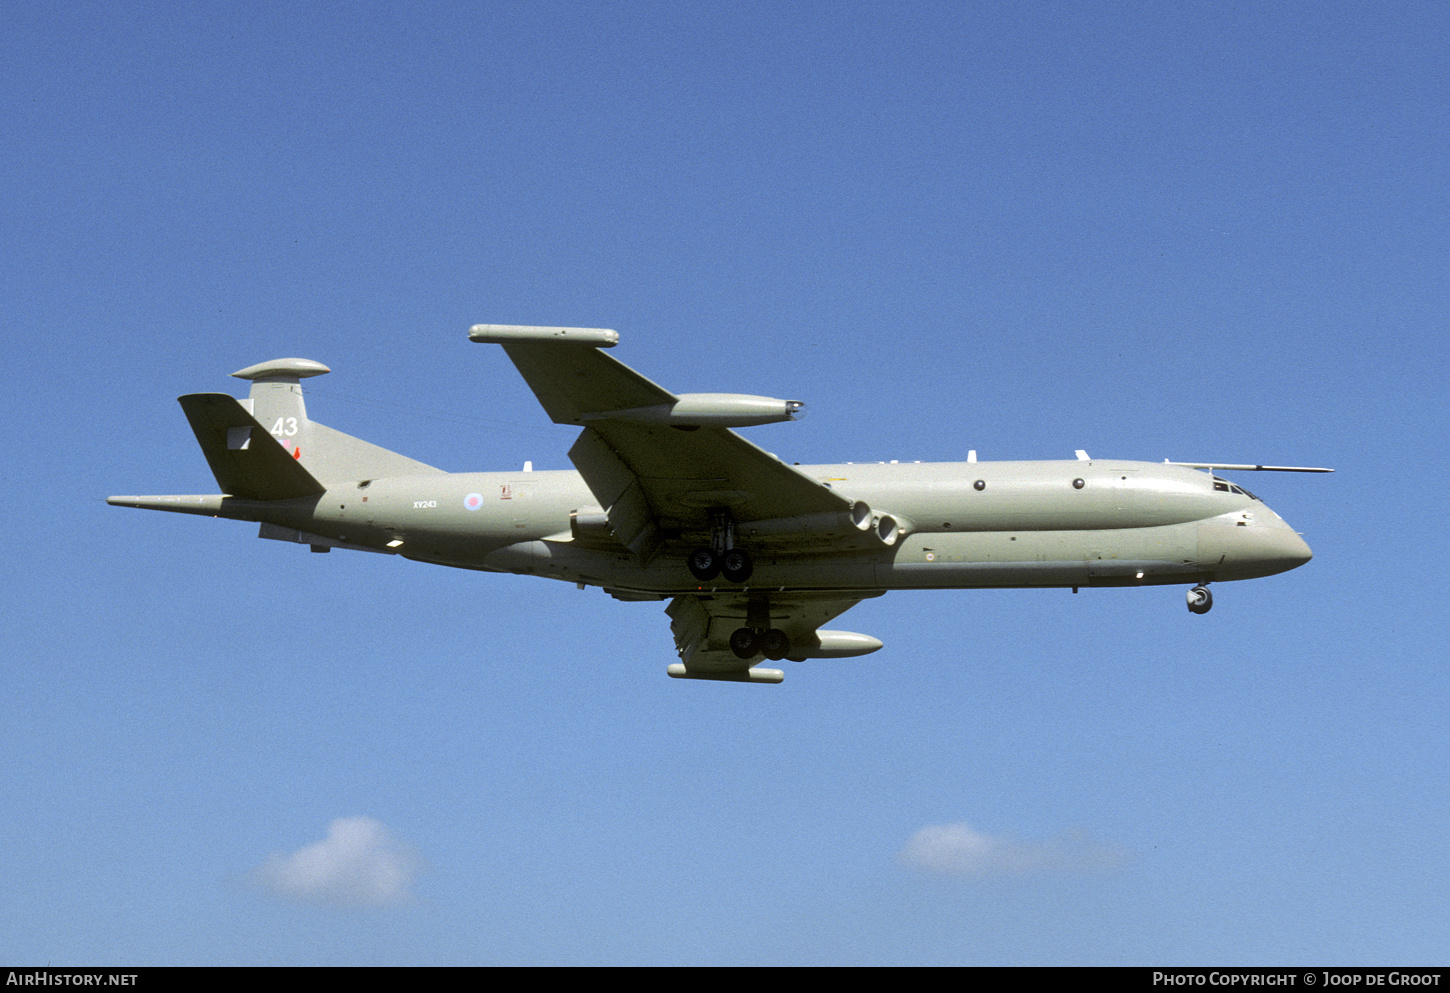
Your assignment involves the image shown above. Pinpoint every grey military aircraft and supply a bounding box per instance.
[110,325,1329,683]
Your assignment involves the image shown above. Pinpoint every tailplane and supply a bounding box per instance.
[113,358,447,518]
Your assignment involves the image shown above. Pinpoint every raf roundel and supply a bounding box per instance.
[463,492,484,511]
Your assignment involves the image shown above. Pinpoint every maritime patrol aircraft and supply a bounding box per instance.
[109,325,1329,683]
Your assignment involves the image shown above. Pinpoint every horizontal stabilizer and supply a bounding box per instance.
[178,393,326,500]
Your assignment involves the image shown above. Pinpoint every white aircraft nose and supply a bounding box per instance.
[1199,516,1313,579]
[1264,526,1313,570]
[1248,524,1312,576]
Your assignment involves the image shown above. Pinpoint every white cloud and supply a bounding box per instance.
[899,822,1129,878]
[252,816,425,908]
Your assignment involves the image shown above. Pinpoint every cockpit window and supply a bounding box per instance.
[1213,476,1260,500]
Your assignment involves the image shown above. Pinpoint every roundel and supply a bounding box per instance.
[463,492,484,511]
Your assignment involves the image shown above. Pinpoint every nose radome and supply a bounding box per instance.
[1250,503,1313,568]
[1199,514,1313,580]
[1253,521,1313,573]
[1283,529,1312,568]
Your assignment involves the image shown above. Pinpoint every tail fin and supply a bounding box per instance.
[177,392,326,500]
[226,359,446,483]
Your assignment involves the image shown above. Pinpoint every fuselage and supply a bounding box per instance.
[174,458,1312,596]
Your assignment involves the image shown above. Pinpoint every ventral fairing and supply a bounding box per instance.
[110,325,1329,684]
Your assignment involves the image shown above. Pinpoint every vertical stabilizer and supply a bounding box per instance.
[229,358,445,482]
[177,393,326,500]
[230,358,331,452]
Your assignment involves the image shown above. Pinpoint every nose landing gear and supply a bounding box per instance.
[1187,585,1213,614]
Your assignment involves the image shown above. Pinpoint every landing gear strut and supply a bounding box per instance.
[688,509,753,584]
[1186,585,1213,614]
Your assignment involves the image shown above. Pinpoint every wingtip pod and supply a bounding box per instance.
[666,664,785,683]
[468,324,619,348]
[804,631,884,658]
[583,393,805,428]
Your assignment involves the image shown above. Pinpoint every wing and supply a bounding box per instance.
[471,325,860,556]
[665,591,884,683]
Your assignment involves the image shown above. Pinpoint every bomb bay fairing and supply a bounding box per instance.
[109,325,1328,683]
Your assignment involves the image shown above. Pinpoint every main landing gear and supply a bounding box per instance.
[1186,584,1213,615]
[688,547,754,584]
[730,625,791,661]
[687,510,754,584]
[722,592,791,661]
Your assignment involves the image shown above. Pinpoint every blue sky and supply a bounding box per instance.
[3,0,1446,965]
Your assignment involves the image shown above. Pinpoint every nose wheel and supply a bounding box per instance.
[1186,585,1213,614]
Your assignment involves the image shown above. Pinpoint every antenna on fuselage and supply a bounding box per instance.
[1164,461,1334,473]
